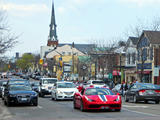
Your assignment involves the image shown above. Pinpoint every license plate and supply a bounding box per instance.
[21,98,27,101]
[101,106,109,109]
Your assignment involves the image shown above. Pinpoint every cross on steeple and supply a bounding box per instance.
[47,0,58,47]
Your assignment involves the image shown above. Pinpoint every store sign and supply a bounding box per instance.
[154,67,159,77]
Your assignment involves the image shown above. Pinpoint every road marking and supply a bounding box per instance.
[123,105,148,108]
[123,108,160,117]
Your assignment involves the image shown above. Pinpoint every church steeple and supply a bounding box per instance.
[47,0,58,47]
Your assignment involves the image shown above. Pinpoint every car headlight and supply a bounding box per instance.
[114,96,120,101]
[10,94,16,97]
[85,96,95,102]
[31,93,38,97]
[57,90,63,94]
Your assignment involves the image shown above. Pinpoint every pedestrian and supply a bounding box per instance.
[124,82,128,91]
[120,82,124,96]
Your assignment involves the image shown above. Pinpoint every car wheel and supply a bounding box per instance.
[144,100,148,104]
[155,100,159,104]
[33,101,38,106]
[55,94,58,101]
[133,95,137,103]
[40,93,44,98]
[115,109,121,112]
[6,100,11,107]
[80,100,85,112]
[124,95,129,102]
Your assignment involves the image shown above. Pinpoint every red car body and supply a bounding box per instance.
[73,87,121,112]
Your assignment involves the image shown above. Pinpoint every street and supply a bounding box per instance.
[1,95,160,120]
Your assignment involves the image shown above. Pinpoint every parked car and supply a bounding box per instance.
[30,81,40,93]
[85,80,109,88]
[112,84,122,94]
[4,83,38,106]
[0,80,8,98]
[51,81,78,100]
[22,74,29,80]
[35,75,43,80]
[124,83,160,104]
[73,87,121,112]
[6,79,30,86]
[39,78,57,97]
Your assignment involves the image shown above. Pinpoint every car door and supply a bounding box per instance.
[128,84,138,100]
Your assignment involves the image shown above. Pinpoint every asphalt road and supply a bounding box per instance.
[1,95,160,120]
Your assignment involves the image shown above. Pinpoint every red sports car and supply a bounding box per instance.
[73,87,121,112]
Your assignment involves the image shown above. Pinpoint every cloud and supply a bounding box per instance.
[118,0,160,7]
[0,3,49,17]
[57,0,106,14]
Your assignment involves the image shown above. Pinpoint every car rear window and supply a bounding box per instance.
[137,84,159,89]
[92,81,105,85]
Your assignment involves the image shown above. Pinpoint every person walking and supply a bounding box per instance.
[120,82,124,96]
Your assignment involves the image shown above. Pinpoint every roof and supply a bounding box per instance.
[58,43,94,54]
[143,31,160,44]
[46,45,85,58]
[128,37,139,45]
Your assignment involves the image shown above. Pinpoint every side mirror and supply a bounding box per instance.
[75,92,80,96]
[39,82,42,85]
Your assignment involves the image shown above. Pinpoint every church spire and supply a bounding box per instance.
[47,0,58,47]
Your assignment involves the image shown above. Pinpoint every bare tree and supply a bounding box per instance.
[0,10,18,55]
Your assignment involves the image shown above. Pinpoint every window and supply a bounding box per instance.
[62,52,65,55]
[132,53,136,64]
[128,53,130,64]
[150,47,153,60]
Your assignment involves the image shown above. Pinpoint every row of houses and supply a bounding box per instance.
[124,30,160,84]
[39,30,160,84]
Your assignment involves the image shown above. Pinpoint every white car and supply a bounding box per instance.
[51,81,78,100]
[39,78,57,97]
[85,80,109,88]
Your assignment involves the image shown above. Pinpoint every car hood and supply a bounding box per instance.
[9,90,36,95]
[86,95,119,102]
[57,88,78,92]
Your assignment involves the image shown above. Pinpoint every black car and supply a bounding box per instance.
[4,84,38,106]
[30,82,39,93]
[124,83,160,104]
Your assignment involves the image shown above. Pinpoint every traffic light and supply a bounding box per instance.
[39,59,43,65]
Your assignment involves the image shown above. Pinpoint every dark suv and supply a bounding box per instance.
[4,83,38,106]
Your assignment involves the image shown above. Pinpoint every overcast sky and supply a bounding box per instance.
[1,0,160,57]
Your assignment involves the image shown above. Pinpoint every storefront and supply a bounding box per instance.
[125,69,137,83]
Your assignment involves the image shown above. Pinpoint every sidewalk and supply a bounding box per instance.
[0,99,12,120]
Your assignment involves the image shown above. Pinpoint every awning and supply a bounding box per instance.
[137,71,151,74]
[112,70,120,76]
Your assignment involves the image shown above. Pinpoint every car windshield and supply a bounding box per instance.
[137,84,159,89]
[0,81,7,86]
[43,79,57,84]
[9,80,29,85]
[57,83,75,88]
[92,81,105,85]
[9,85,32,91]
[85,88,114,95]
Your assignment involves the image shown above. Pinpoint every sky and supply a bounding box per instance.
[1,0,160,57]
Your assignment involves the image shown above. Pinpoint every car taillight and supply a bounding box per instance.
[155,90,160,95]
[139,90,146,95]
[90,85,94,87]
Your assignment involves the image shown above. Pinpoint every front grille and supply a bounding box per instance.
[17,94,31,102]
[89,104,120,108]
[64,92,74,95]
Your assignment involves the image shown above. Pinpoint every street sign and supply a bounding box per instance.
[154,67,159,77]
